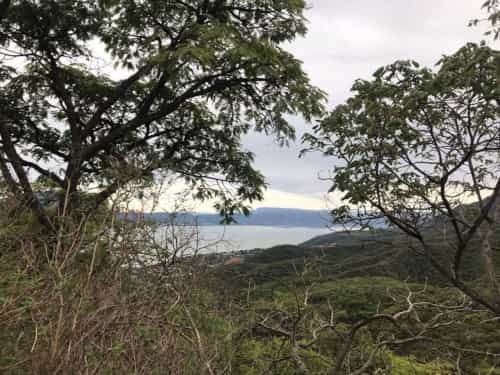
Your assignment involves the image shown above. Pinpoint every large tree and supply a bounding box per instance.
[303,43,500,314]
[0,0,324,230]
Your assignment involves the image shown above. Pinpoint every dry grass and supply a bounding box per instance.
[0,200,236,375]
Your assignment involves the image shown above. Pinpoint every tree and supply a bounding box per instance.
[471,0,500,40]
[303,43,500,314]
[0,0,325,231]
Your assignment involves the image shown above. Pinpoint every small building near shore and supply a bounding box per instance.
[223,257,244,265]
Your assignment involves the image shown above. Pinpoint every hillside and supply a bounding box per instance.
[209,226,500,374]
[215,236,442,287]
[300,229,395,247]
[216,225,500,289]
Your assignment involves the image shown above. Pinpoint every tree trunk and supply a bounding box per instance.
[479,196,500,308]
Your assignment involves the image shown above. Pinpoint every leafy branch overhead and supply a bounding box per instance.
[0,0,325,227]
[470,0,500,40]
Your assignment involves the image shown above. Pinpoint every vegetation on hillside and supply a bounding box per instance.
[1,0,499,374]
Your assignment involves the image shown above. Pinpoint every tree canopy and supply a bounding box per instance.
[0,0,325,228]
[472,0,500,39]
[303,43,500,313]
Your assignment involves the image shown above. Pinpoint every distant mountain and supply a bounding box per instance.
[123,207,333,228]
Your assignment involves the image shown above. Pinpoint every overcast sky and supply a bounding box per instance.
[235,0,497,211]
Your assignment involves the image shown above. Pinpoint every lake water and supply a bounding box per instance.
[156,225,333,253]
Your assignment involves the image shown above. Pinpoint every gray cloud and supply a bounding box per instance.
[243,0,497,200]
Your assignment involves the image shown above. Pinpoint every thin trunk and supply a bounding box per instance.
[0,124,55,231]
[479,197,500,307]
[59,158,82,217]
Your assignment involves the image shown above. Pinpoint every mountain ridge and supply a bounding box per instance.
[122,207,333,228]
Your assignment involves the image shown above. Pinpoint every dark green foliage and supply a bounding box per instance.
[0,0,325,227]
[303,42,500,315]
[303,43,498,223]
[216,228,500,290]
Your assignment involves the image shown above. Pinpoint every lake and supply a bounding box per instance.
[156,225,334,253]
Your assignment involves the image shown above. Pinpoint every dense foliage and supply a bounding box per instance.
[304,43,500,315]
[0,0,324,228]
